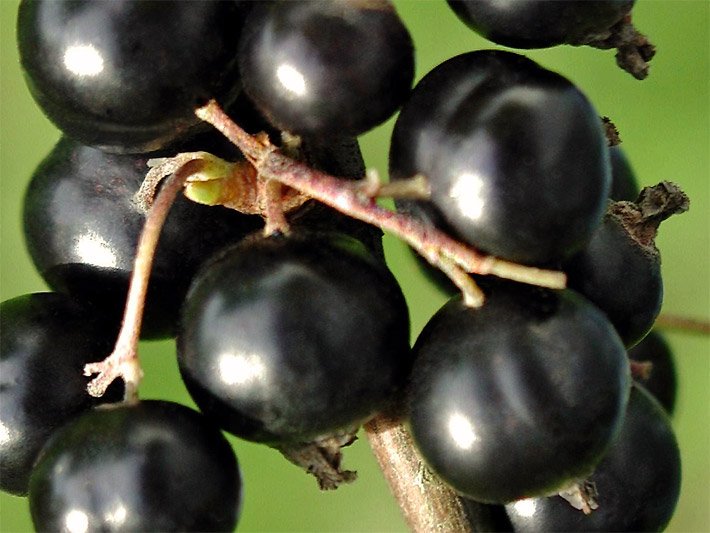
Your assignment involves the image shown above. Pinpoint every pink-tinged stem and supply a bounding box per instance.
[196,100,566,307]
[83,160,203,401]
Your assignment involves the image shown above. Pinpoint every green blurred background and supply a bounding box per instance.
[1,1,708,531]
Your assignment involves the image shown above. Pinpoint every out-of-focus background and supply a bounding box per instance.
[1,1,707,531]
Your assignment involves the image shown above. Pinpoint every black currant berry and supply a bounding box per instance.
[22,137,262,339]
[178,232,411,444]
[565,182,689,347]
[408,281,630,504]
[447,0,634,49]
[390,50,610,265]
[628,330,677,414]
[565,214,661,347]
[609,145,640,201]
[17,0,247,153]
[238,0,414,137]
[506,385,681,532]
[29,400,242,532]
[0,293,123,496]
[460,499,514,532]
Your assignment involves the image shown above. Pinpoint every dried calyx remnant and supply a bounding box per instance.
[611,181,689,251]
[585,13,656,80]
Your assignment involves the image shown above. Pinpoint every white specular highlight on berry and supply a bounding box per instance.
[105,504,128,526]
[0,421,10,446]
[63,44,104,77]
[64,509,89,533]
[218,352,266,386]
[447,412,478,450]
[276,64,307,96]
[511,498,537,518]
[449,173,485,221]
[74,232,118,268]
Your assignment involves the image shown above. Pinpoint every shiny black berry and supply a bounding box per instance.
[29,400,241,532]
[17,0,246,153]
[506,385,681,532]
[390,50,610,265]
[408,282,630,503]
[0,293,122,496]
[22,137,262,339]
[447,0,633,49]
[609,145,640,201]
[565,182,688,347]
[178,232,411,444]
[238,0,414,137]
[565,213,662,347]
[628,331,677,414]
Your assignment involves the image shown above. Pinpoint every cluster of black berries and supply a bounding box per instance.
[1,1,689,532]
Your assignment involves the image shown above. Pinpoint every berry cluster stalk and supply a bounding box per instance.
[365,412,475,533]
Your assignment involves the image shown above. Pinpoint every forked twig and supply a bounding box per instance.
[83,160,204,401]
[195,99,566,306]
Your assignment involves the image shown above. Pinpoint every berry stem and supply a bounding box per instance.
[83,160,202,401]
[654,315,710,335]
[258,179,291,235]
[364,413,474,533]
[630,359,653,381]
[195,100,566,304]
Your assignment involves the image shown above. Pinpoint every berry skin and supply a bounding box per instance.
[564,181,689,348]
[238,0,414,137]
[178,232,411,444]
[0,293,123,496]
[408,281,630,504]
[29,400,242,532]
[22,137,262,339]
[506,385,681,532]
[609,145,640,201]
[390,50,610,265]
[17,0,246,153]
[628,330,677,414]
[564,212,662,347]
[447,0,634,49]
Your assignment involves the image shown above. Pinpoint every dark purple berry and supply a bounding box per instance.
[506,385,681,532]
[238,0,414,137]
[22,137,262,339]
[0,293,123,496]
[390,50,610,265]
[447,0,634,49]
[17,0,247,153]
[609,145,640,201]
[178,232,410,444]
[29,400,242,532]
[565,182,688,347]
[408,281,630,503]
[628,330,677,414]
